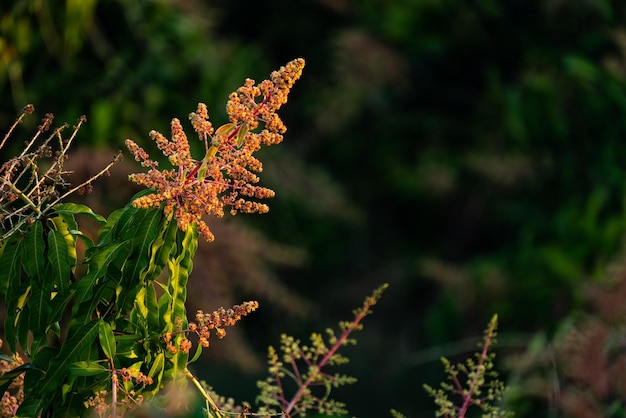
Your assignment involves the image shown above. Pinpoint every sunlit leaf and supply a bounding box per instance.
[68,361,109,377]
[48,230,71,295]
[74,241,128,308]
[236,123,249,148]
[49,214,78,272]
[53,203,106,224]
[98,321,116,360]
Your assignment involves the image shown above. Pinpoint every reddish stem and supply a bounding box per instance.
[457,324,496,418]
[283,303,373,415]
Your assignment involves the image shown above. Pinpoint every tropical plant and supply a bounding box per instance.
[0,59,357,417]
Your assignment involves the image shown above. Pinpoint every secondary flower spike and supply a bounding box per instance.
[125,58,305,241]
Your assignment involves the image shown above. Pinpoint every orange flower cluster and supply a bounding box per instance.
[189,301,259,349]
[125,58,305,241]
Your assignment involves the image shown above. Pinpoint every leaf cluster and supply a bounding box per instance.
[0,108,207,416]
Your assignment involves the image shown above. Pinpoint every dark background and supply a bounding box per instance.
[2,1,626,416]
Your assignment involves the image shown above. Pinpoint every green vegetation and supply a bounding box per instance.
[2,1,626,416]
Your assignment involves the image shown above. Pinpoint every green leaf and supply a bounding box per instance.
[29,334,50,359]
[18,304,31,354]
[236,123,249,148]
[22,320,100,415]
[134,281,161,334]
[5,283,31,351]
[163,226,199,380]
[98,321,116,360]
[49,213,78,269]
[96,196,150,246]
[108,202,147,241]
[68,361,109,377]
[16,390,55,417]
[74,241,128,308]
[0,234,23,301]
[145,213,177,279]
[52,390,87,418]
[96,206,125,244]
[189,343,203,364]
[0,363,41,394]
[53,203,106,224]
[146,351,165,394]
[215,122,236,136]
[47,230,71,295]
[49,289,76,324]
[28,346,59,383]
[23,221,45,280]
[115,333,142,358]
[123,207,162,285]
[29,281,52,336]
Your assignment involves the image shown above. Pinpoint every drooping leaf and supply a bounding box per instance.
[74,241,128,309]
[21,320,100,415]
[122,207,162,286]
[29,281,52,336]
[49,289,76,324]
[30,331,50,354]
[53,203,106,224]
[98,321,116,360]
[145,213,177,279]
[98,191,154,244]
[17,304,31,354]
[163,225,199,380]
[47,230,71,295]
[96,206,126,245]
[95,199,146,248]
[236,123,249,148]
[189,343,203,364]
[68,361,109,377]
[16,387,56,417]
[52,390,87,418]
[114,332,142,358]
[145,351,165,395]
[0,234,23,301]
[5,283,31,351]
[0,363,41,394]
[215,122,236,136]
[49,213,78,268]
[23,221,45,281]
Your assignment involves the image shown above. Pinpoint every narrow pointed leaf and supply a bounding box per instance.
[29,282,52,336]
[0,235,23,301]
[0,363,41,394]
[98,321,116,360]
[236,123,249,148]
[23,221,45,280]
[49,214,78,268]
[215,123,235,136]
[48,230,71,295]
[5,283,31,351]
[163,226,199,379]
[123,207,162,285]
[189,343,203,364]
[53,203,106,224]
[35,320,100,399]
[75,241,128,307]
[68,361,109,377]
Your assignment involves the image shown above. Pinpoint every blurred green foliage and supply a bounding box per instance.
[2,0,626,416]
